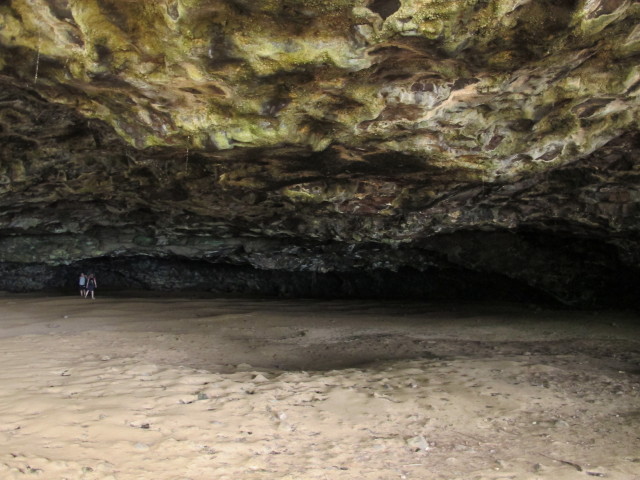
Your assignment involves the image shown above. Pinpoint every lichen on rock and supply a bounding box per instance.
[0,0,639,305]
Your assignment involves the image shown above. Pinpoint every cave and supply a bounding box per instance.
[0,0,639,478]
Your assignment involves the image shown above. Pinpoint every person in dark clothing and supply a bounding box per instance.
[85,274,97,299]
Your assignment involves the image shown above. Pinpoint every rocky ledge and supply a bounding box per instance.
[0,0,639,307]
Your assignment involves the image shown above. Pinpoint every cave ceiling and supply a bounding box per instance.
[0,0,640,305]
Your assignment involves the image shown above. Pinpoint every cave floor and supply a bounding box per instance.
[0,293,639,480]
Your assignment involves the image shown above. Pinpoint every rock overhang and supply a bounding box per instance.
[0,0,639,306]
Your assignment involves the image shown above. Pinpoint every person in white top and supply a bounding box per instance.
[78,273,87,297]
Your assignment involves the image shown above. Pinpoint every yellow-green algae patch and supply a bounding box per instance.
[0,0,638,182]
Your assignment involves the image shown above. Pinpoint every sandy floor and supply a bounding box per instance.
[0,293,639,480]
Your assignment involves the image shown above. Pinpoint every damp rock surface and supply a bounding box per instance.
[0,1,639,306]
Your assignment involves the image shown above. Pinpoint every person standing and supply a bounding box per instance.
[79,273,87,297]
[85,274,97,299]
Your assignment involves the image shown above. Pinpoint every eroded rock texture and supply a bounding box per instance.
[0,0,639,306]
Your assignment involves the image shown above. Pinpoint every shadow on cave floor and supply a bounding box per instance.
[1,292,638,373]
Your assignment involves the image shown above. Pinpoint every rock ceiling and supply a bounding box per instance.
[0,0,639,305]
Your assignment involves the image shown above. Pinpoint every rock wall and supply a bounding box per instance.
[0,1,639,306]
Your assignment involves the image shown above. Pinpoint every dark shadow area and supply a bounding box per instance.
[368,0,401,20]
[1,225,640,309]
[0,256,559,306]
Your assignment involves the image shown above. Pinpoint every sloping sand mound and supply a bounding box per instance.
[1,295,639,479]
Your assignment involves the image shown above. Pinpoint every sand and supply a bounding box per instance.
[0,293,639,480]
